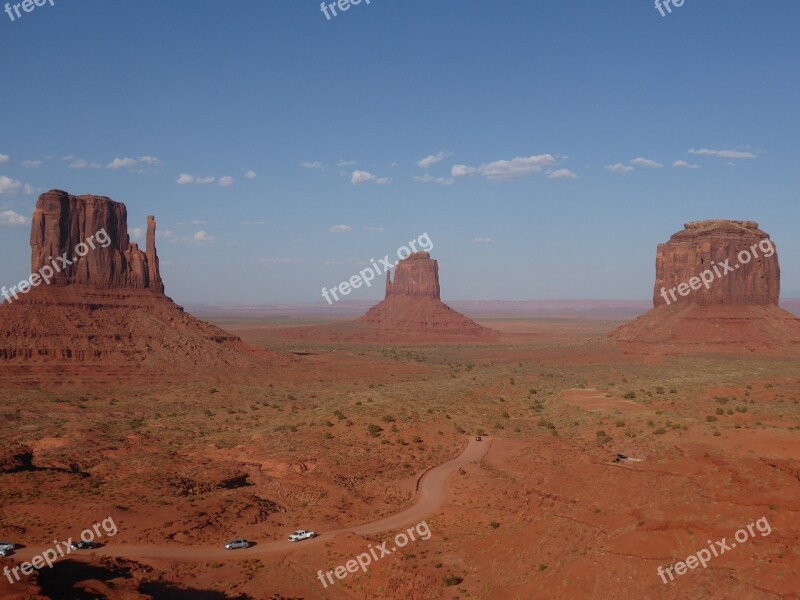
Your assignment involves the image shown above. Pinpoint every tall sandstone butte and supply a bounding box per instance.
[30,190,164,292]
[653,220,779,306]
[361,252,493,336]
[0,190,277,381]
[612,219,800,352]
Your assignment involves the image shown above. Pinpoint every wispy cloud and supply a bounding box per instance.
[0,176,35,195]
[338,160,357,167]
[605,163,634,174]
[0,154,10,164]
[351,170,392,185]
[630,157,663,168]
[69,159,102,169]
[244,170,257,179]
[329,224,354,233]
[689,148,757,159]
[301,161,326,170]
[673,160,701,169]
[177,174,233,186]
[0,209,29,226]
[417,151,450,169]
[452,154,557,181]
[413,174,454,185]
[547,168,577,179]
[22,160,42,168]
[474,237,493,243]
[193,230,216,243]
[106,156,162,170]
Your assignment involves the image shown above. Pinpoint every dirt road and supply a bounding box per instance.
[13,436,489,562]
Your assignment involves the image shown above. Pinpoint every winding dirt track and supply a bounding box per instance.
[15,437,489,562]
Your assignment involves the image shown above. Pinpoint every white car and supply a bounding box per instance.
[288,530,316,542]
[0,548,11,557]
[224,539,251,550]
[0,542,15,553]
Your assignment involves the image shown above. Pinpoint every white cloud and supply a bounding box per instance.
[240,220,268,225]
[673,160,701,169]
[106,156,162,170]
[689,148,757,159]
[453,154,557,181]
[452,164,478,177]
[414,174,455,185]
[22,160,42,168]
[61,154,74,161]
[606,163,634,174]
[351,170,392,185]
[547,168,577,179]
[365,226,385,232]
[69,159,102,169]
[193,230,216,243]
[630,157,663,168]
[129,227,144,240]
[106,157,139,169]
[177,174,217,185]
[218,176,234,187]
[329,224,354,233]
[0,176,29,195]
[337,160,357,167]
[0,210,29,226]
[301,161,326,170]
[474,237,493,243]
[417,151,450,169]
[0,154,10,164]
[244,170,257,179]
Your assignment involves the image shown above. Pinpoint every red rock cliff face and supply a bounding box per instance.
[29,189,164,292]
[385,251,441,299]
[653,220,780,306]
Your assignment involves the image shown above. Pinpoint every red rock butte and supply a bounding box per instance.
[612,220,800,352]
[0,190,277,384]
[360,252,494,337]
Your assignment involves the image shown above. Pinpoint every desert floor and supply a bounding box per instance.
[1,315,798,599]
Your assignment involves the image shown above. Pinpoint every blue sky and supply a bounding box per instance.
[1,0,798,304]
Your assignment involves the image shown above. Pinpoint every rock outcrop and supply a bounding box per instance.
[385,251,441,298]
[653,220,779,306]
[0,190,279,383]
[612,220,800,352]
[30,190,164,292]
[360,252,494,336]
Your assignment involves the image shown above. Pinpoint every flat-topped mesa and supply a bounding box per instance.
[385,251,441,299]
[653,220,779,307]
[29,190,164,292]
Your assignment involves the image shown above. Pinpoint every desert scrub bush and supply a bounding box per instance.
[367,424,383,437]
[443,574,463,587]
[615,420,625,427]
[382,414,395,423]
[736,406,748,413]
[715,408,725,415]
[530,388,538,395]
[653,427,667,435]
[323,432,333,439]
[706,416,718,422]
[489,521,500,529]
[537,419,556,430]
[623,391,636,399]
[412,435,423,443]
